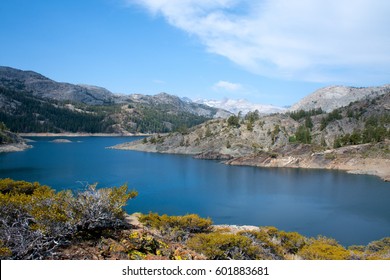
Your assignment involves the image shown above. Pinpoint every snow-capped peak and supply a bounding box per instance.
[193,98,286,115]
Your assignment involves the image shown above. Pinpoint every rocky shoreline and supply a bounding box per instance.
[0,143,32,153]
[224,150,390,182]
[111,140,390,182]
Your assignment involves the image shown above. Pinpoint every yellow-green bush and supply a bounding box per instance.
[298,236,350,260]
[278,231,306,254]
[364,237,390,260]
[187,232,258,260]
[139,213,212,241]
[0,240,11,257]
[238,229,285,260]
[121,231,167,260]
[262,226,279,238]
[0,178,45,195]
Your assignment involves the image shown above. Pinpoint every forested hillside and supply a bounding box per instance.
[0,87,115,133]
[0,86,213,134]
[0,66,231,134]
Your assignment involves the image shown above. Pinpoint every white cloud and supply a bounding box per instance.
[213,80,242,91]
[128,0,390,83]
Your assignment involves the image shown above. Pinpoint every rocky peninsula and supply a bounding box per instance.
[111,93,390,181]
[0,124,31,153]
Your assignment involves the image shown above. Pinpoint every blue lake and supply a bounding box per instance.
[1,136,389,246]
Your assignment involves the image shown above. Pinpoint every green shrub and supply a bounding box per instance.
[324,153,337,160]
[288,135,297,143]
[363,237,390,259]
[289,109,323,121]
[238,230,284,260]
[320,109,343,130]
[139,213,212,241]
[0,178,47,195]
[245,111,260,123]
[187,232,258,260]
[278,231,306,254]
[295,125,311,144]
[246,121,253,131]
[298,236,350,260]
[227,115,240,127]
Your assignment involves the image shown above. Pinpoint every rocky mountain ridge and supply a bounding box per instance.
[0,66,116,105]
[0,66,230,118]
[290,85,390,112]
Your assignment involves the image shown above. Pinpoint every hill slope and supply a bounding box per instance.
[0,66,230,134]
[0,66,116,105]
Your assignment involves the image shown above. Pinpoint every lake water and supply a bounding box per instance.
[1,136,389,246]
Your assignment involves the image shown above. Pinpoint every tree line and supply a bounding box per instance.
[0,87,114,133]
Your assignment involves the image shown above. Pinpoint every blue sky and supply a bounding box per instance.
[1,0,389,107]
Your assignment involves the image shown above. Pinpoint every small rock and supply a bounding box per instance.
[51,139,72,143]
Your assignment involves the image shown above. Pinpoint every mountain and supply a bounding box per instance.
[0,66,116,105]
[0,66,230,134]
[194,98,286,115]
[113,92,390,181]
[108,92,231,134]
[0,66,230,118]
[290,85,390,112]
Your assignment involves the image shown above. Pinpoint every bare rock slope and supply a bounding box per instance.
[290,85,390,112]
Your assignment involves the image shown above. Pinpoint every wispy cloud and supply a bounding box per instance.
[127,0,390,83]
[213,80,242,91]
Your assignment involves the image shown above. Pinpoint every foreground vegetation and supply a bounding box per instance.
[0,178,137,259]
[139,213,390,260]
[0,179,389,260]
